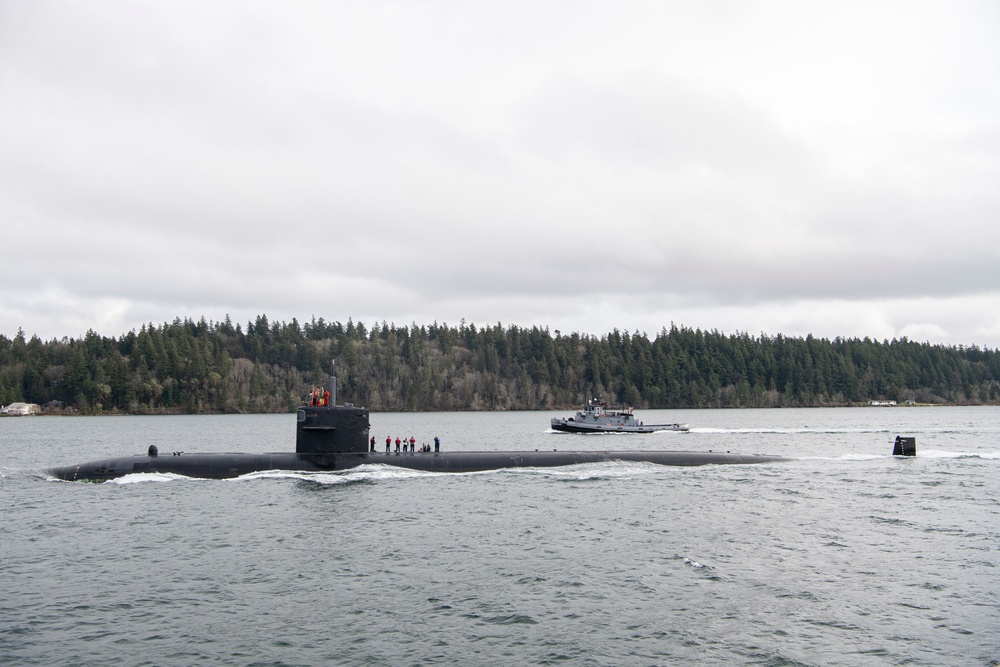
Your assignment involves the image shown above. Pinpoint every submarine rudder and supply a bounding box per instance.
[892,435,916,456]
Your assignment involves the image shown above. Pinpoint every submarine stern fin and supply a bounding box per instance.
[892,436,916,456]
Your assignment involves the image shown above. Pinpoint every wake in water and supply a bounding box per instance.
[502,459,676,481]
[91,460,690,485]
[913,449,1000,459]
[89,465,439,485]
[690,426,898,435]
[109,471,196,484]
[690,425,1000,436]
[800,450,1000,461]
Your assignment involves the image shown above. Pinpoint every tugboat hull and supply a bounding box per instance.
[550,421,688,434]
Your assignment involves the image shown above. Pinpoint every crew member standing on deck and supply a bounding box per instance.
[434,436,440,452]
[385,436,391,453]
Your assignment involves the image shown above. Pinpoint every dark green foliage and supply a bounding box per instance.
[0,317,997,413]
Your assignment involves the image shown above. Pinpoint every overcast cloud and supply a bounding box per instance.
[2,1,999,347]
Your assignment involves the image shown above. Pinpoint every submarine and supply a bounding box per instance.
[47,373,915,482]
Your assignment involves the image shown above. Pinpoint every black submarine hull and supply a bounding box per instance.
[48,449,790,482]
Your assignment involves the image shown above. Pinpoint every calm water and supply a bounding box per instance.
[2,407,998,666]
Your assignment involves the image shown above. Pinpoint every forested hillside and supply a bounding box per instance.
[1,315,998,414]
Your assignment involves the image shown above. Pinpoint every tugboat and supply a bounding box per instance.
[550,399,689,434]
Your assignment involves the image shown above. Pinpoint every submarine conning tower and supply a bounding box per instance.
[296,371,370,455]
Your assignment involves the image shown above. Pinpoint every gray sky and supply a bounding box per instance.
[3,1,1000,347]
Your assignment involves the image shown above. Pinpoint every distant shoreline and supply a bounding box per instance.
[4,402,983,418]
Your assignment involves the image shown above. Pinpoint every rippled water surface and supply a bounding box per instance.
[3,407,999,666]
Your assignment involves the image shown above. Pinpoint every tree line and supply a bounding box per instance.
[1,314,998,414]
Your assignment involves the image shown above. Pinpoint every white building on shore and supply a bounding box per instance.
[1,402,42,416]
